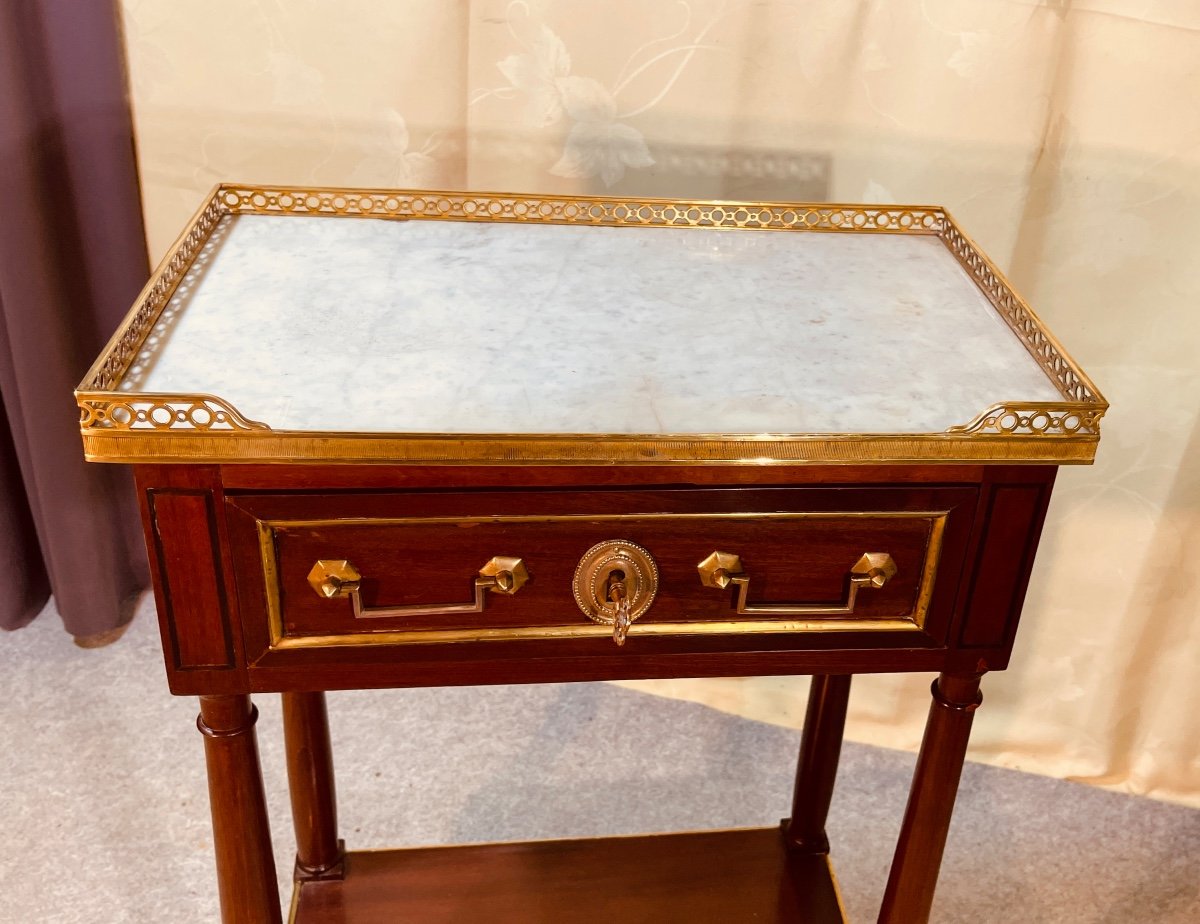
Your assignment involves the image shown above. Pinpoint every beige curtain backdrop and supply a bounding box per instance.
[119,0,1199,807]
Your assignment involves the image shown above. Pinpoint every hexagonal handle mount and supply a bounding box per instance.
[307,556,529,620]
[697,551,896,616]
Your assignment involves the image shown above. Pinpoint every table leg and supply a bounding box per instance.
[878,671,984,924]
[783,674,851,854]
[282,691,343,878]
[197,694,282,924]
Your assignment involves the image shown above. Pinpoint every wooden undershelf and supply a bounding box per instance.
[289,826,848,923]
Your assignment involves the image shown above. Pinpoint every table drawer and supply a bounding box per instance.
[227,487,976,656]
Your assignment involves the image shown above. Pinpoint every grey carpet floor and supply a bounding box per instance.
[2,599,1197,923]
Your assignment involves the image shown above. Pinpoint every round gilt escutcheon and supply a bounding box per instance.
[572,540,659,627]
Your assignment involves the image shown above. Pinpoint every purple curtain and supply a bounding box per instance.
[0,1,149,640]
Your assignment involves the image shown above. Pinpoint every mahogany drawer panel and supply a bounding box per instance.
[226,487,976,659]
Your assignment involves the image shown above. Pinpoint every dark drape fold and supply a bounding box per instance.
[0,1,149,637]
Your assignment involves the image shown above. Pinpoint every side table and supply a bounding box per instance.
[78,187,1105,922]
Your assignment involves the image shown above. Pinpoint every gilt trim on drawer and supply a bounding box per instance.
[252,511,948,650]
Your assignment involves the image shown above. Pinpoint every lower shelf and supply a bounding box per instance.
[289,826,847,923]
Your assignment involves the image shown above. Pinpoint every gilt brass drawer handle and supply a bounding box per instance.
[306,557,529,619]
[697,551,897,616]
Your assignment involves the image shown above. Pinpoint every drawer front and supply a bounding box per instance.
[228,487,975,657]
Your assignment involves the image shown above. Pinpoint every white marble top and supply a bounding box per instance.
[129,214,1062,434]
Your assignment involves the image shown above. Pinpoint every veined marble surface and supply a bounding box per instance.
[132,214,1063,434]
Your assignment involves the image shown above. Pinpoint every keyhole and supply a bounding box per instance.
[606,569,627,604]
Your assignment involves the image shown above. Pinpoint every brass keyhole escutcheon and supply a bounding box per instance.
[572,540,658,646]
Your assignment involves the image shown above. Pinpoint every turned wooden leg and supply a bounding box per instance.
[783,674,851,853]
[282,691,343,878]
[197,694,282,924]
[878,671,984,924]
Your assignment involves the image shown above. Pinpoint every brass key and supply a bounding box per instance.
[607,573,632,646]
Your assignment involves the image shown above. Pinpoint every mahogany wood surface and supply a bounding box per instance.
[134,464,1058,695]
[244,646,956,693]
[136,465,249,694]
[282,692,343,878]
[268,508,933,632]
[133,464,1055,695]
[221,485,979,692]
[290,828,846,923]
[221,463,988,490]
[951,467,1055,664]
[129,461,1058,923]
[196,695,281,924]
[229,485,974,640]
[785,674,852,853]
[147,490,233,669]
[958,478,1055,648]
[878,671,985,923]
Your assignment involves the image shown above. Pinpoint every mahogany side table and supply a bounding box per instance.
[78,186,1106,923]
